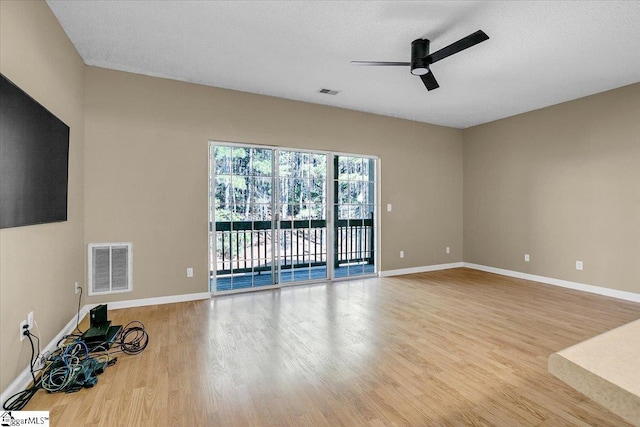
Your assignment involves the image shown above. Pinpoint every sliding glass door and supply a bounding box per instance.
[210,145,276,291]
[209,142,377,294]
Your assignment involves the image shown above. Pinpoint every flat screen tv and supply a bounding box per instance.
[0,73,70,229]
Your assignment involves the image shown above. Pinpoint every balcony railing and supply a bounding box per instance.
[212,214,374,276]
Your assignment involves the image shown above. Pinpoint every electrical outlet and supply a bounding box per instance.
[576,260,583,271]
[399,250,404,258]
[446,246,451,254]
[524,254,530,262]
[19,320,28,341]
[27,311,34,330]
[74,281,80,294]
[387,203,392,212]
[186,268,194,278]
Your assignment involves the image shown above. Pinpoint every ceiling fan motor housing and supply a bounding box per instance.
[411,39,430,75]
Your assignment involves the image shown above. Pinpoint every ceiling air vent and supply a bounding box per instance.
[318,88,339,95]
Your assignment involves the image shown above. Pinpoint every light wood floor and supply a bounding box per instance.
[27,268,640,426]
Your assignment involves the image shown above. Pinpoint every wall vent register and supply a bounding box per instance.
[88,242,132,295]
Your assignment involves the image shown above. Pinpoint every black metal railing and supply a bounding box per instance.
[212,214,374,275]
[335,215,375,267]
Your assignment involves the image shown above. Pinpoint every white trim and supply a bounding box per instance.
[464,263,640,303]
[208,142,381,295]
[379,262,464,277]
[210,283,283,296]
[375,158,381,277]
[105,292,210,309]
[207,139,378,161]
[1,291,210,404]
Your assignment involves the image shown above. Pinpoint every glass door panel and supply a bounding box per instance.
[334,155,377,278]
[277,150,327,284]
[210,143,376,294]
[210,144,276,292]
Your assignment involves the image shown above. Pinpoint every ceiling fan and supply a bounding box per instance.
[351,30,489,91]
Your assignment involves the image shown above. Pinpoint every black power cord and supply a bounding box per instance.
[2,329,41,411]
[74,286,84,334]
[118,321,149,355]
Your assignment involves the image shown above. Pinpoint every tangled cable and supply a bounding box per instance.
[2,319,149,411]
[118,321,149,355]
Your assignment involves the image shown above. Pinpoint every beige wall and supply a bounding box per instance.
[83,67,464,303]
[464,83,640,294]
[0,1,462,393]
[0,0,85,392]
[5,0,637,398]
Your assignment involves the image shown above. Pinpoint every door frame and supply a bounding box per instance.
[209,140,379,295]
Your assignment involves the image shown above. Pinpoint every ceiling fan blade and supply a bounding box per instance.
[350,61,411,66]
[427,30,489,64]
[420,71,439,91]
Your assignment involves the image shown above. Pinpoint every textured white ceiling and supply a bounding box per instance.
[46,1,640,129]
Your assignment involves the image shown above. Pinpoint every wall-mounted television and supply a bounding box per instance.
[0,73,70,229]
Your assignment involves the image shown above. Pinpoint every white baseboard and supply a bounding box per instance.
[106,292,211,310]
[379,262,464,277]
[464,263,640,303]
[1,291,210,406]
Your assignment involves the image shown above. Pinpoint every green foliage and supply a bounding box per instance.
[211,145,375,260]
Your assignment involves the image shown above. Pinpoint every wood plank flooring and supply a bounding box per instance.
[26,268,640,426]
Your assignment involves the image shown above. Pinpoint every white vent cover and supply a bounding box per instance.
[88,242,132,295]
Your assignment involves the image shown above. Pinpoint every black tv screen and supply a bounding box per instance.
[0,73,70,229]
